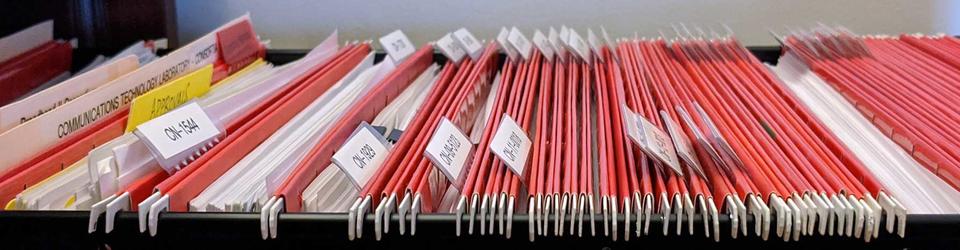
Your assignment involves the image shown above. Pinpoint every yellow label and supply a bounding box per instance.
[126,65,214,132]
[4,199,15,210]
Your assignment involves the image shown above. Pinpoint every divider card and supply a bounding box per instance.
[0,56,139,133]
[332,122,391,189]
[424,118,473,189]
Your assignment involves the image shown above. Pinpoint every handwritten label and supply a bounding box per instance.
[126,65,213,131]
[332,122,390,188]
[489,115,532,177]
[436,33,466,63]
[531,30,555,62]
[508,27,533,61]
[134,102,222,173]
[453,28,483,61]
[496,28,519,61]
[379,30,416,64]
[660,110,705,178]
[624,109,681,175]
[424,118,473,188]
[566,29,591,62]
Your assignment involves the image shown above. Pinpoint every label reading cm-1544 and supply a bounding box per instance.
[134,101,222,173]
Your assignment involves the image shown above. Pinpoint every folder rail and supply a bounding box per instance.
[0,211,957,248]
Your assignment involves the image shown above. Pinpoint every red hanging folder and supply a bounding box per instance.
[276,45,434,212]
[0,41,72,106]
[154,44,370,211]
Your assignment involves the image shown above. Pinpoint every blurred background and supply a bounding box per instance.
[2,0,958,52]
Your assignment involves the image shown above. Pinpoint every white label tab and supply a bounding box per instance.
[436,33,466,63]
[559,26,569,45]
[453,28,483,61]
[379,30,416,64]
[621,105,642,146]
[624,109,681,175]
[660,110,704,178]
[693,102,745,171]
[532,30,555,62]
[548,27,566,61]
[425,118,473,188]
[508,27,533,61]
[489,115,532,177]
[676,105,728,173]
[566,29,591,62]
[333,122,391,188]
[496,27,519,61]
[638,116,682,175]
[587,29,606,62]
[134,102,222,173]
[601,27,619,61]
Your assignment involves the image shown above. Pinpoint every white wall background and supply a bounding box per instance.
[176,0,958,49]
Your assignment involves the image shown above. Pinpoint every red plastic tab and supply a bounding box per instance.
[0,41,72,106]
[215,19,263,81]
